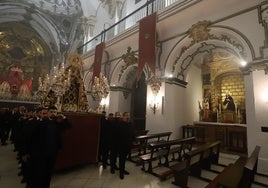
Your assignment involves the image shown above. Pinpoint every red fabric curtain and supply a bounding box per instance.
[137,13,157,81]
[92,42,105,80]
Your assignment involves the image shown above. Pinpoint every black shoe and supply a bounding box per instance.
[18,171,22,176]
[124,170,130,175]
[110,168,115,174]
[21,178,26,183]
[120,173,124,179]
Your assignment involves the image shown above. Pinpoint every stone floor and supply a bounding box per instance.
[0,141,267,188]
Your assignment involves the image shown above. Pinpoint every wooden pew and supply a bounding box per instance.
[170,141,221,188]
[128,130,149,161]
[206,145,261,188]
[135,131,172,155]
[138,137,196,177]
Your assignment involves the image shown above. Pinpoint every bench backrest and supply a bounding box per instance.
[136,131,172,141]
[206,145,261,188]
[149,137,194,148]
[146,137,195,161]
[239,145,261,188]
[184,141,221,166]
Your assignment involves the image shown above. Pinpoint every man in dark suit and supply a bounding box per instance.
[22,106,70,188]
[110,112,121,174]
[117,112,134,179]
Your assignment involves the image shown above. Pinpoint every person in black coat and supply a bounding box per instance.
[117,112,134,179]
[21,106,70,188]
[99,112,114,169]
[110,112,121,174]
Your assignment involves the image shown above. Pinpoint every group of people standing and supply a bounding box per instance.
[0,105,70,188]
[99,111,135,179]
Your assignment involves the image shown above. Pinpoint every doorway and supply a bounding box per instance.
[131,73,147,130]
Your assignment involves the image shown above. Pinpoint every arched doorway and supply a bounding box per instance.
[131,73,147,131]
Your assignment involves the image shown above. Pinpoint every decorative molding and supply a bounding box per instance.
[100,0,117,19]
[110,86,132,99]
[80,16,96,38]
[165,77,187,88]
[118,47,138,82]
[258,3,268,50]
[245,58,268,74]
[172,23,249,81]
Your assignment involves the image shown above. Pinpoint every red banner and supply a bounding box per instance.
[137,13,157,81]
[92,42,105,80]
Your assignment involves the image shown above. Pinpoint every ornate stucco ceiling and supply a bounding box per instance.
[0,0,120,67]
[0,0,103,92]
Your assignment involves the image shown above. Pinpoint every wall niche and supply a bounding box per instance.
[200,52,246,124]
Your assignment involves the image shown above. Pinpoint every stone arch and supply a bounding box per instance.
[165,25,254,82]
[82,70,93,92]
[110,56,152,88]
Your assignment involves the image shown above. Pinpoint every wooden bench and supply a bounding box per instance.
[206,145,261,188]
[138,137,196,177]
[128,130,149,161]
[135,131,172,155]
[170,141,221,188]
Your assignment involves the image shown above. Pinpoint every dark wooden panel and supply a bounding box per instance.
[54,113,101,171]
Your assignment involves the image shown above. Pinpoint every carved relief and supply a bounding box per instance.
[100,0,117,19]
[118,47,137,82]
[188,20,211,43]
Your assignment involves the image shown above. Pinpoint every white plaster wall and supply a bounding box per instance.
[118,92,132,113]
[108,91,121,113]
[108,90,132,114]
[146,82,167,134]
[146,82,186,139]
[218,9,264,59]
[184,65,203,123]
[247,70,268,175]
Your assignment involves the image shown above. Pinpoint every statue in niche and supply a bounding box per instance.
[222,94,236,123]
[198,97,210,121]
[223,94,235,111]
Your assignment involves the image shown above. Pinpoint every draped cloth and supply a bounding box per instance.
[92,42,105,80]
[137,13,157,81]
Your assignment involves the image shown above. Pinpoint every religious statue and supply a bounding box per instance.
[198,97,211,121]
[223,94,235,111]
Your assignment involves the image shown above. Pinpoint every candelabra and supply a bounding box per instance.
[148,76,162,114]
[91,73,109,111]
[37,63,71,111]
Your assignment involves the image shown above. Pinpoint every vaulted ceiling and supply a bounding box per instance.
[0,0,112,93]
[0,0,107,71]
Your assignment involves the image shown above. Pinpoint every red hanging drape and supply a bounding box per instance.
[92,42,105,80]
[137,12,157,81]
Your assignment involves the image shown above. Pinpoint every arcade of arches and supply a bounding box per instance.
[0,0,268,176]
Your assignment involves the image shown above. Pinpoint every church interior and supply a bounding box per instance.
[0,0,268,187]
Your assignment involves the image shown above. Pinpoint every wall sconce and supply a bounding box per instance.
[148,76,162,114]
[149,95,160,114]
